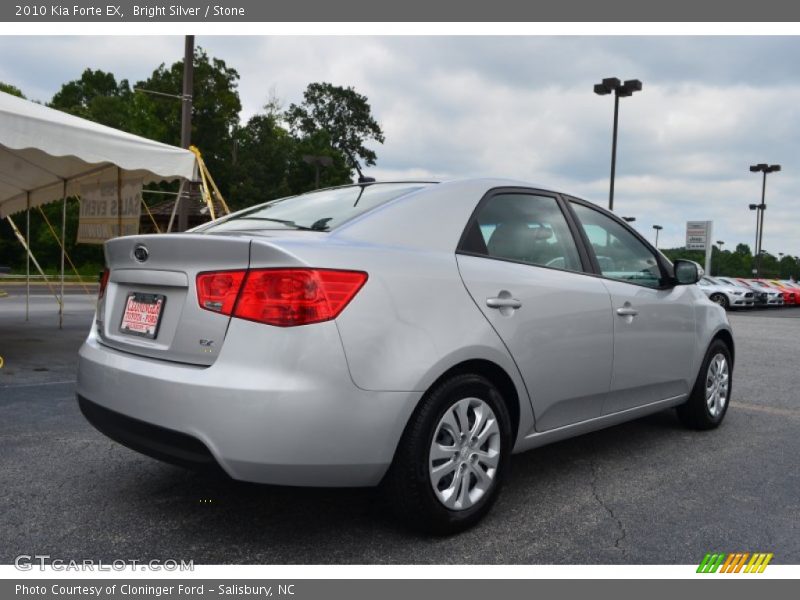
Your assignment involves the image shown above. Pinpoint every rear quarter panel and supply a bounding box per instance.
[260,180,537,445]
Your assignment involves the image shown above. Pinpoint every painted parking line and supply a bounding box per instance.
[0,379,77,390]
[730,402,800,419]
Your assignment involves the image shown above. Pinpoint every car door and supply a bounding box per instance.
[456,189,614,432]
[568,200,697,414]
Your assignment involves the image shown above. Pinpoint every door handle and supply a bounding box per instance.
[616,306,639,317]
[486,296,522,309]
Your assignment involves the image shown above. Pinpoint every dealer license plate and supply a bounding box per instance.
[119,292,166,339]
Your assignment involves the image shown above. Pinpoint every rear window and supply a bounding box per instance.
[196,183,432,233]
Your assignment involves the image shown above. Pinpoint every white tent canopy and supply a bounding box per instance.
[0,90,199,328]
[0,90,197,218]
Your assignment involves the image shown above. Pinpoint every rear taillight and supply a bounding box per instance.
[196,270,247,314]
[234,269,368,327]
[196,268,367,327]
[98,269,110,300]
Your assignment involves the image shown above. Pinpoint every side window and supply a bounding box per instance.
[460,193,583,272]
[569,202,664,288]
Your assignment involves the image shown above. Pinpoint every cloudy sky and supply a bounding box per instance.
[1,35,799,256]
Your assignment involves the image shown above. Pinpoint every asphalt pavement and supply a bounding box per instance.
[1,293,798,564]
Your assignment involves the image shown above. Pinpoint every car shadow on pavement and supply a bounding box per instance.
[115,408,689,551]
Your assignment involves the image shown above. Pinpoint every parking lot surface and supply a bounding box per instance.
[1,291,799,564]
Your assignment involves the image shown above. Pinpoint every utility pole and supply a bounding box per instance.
[177,35,194,232]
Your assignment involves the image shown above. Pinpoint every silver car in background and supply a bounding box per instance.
[715,277,770,307]
[697,276,754,310]
[735,278,784,306]
[77,179,734,533]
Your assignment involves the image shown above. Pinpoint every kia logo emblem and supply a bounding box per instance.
[133,245,149,263]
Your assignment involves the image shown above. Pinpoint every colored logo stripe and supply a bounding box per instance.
[697,553,725,573]
[698,552,773,573]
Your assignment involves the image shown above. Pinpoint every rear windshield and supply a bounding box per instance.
[196,183,432,233]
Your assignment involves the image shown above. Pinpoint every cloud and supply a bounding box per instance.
[0,35,798,256]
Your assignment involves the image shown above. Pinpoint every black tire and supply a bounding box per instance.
[383,373,513,535]
[710,293,730,310]
[677,339,733,430]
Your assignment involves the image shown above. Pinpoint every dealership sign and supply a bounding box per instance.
[77,178,143,244]
[686,220,712,251]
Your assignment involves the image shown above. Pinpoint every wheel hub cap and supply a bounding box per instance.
[705,353,730,418]
[428,397,501,511]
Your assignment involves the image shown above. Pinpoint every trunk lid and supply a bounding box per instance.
[98,234,253,366]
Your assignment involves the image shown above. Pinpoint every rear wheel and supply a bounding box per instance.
[384,373,512,534]
[677,339,732,430]
[710,293,729,310]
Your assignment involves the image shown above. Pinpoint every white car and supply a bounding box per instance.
[697,276,754,310]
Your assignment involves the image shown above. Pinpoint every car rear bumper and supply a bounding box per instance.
[77,319,422,487]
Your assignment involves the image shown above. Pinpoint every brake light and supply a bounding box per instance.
[196,270,247,314]
[98,269,110,300]
[233,269,368,327]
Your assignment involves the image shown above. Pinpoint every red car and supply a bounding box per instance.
[768,280,800,305]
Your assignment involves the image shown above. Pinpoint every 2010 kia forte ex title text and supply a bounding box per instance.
[77,179,734,534]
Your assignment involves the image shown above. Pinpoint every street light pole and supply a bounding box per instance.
[749,163,781,277]
[652,224,663,249]
[594,77,642,212]
[609,92,620,212]
[749,203,760,270]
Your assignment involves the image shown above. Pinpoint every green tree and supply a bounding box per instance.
[285,82,384,174]
[0,81,25,98]
[132,47,242,196]
[229,111,294,209]
[50,69,133,130]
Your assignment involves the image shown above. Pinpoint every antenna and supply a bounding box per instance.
[342,150,375,184]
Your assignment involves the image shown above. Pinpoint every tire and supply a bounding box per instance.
[383,373,513,534]
[710,293,729,310]
[677,339,733,430]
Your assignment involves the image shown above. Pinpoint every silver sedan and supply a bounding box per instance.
[77,179,734,533]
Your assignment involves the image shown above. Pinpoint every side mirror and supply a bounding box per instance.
[673,259,704,285]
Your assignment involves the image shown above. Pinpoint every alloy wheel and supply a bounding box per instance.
[705,353,730,418]
[428,397,501,511]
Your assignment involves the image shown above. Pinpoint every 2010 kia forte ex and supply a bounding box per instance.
[77,179,734,533]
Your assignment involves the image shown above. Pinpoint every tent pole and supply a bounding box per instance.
[37,206,92,295]
[25,192,30,321]
[6,216,61,306]
[167,179,186,233]
[117,168,123,237]
[59,181,66,329]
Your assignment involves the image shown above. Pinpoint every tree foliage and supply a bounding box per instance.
[132,48,242,196]
[285,82,385,170]
[0,81,25,98]
[661,245,800,279]
[50,69,133,130]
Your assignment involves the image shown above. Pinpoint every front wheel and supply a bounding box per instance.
[710,293,730,310]
[383,373,512,534]
[677,339,732,430]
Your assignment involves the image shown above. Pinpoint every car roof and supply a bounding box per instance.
[313,177,569,198]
